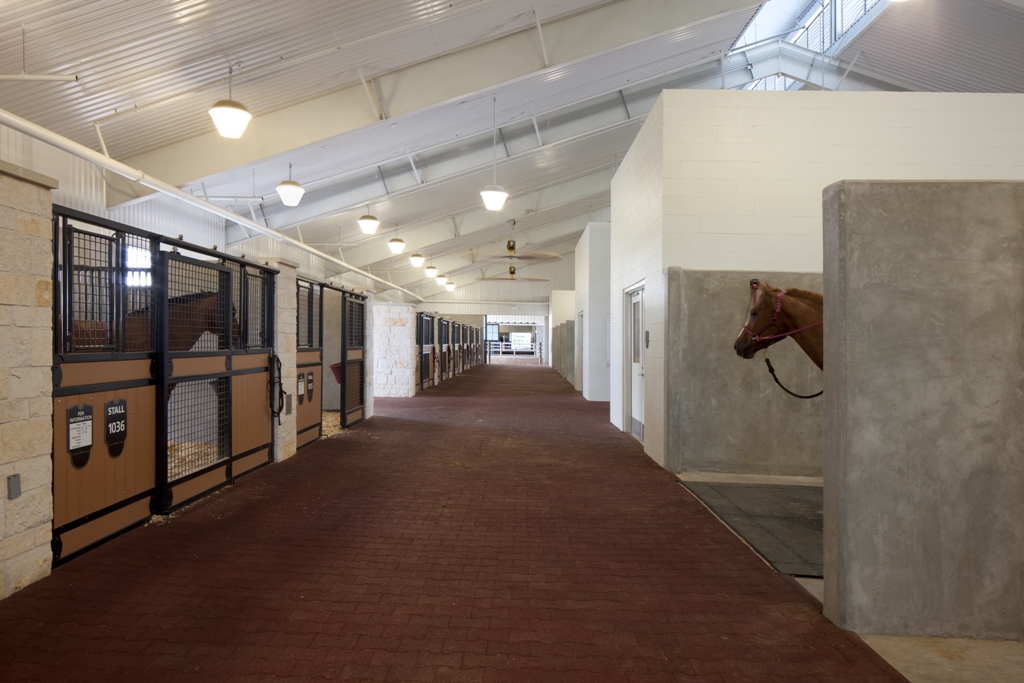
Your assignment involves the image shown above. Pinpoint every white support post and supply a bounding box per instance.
[534,10,550,68]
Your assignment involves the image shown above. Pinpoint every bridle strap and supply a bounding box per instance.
[743,291,822,345]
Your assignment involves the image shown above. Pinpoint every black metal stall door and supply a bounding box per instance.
[154,253,233,511]
[417,313,434,390]
[340,292,367,426]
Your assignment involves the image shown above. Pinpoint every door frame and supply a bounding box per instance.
[623,282,645,441]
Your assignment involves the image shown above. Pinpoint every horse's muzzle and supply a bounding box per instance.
[734,337,757,359]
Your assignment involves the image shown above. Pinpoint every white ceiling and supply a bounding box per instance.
[2,0,1023,303]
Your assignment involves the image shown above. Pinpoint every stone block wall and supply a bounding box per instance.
[268,258,298,462]
[372,303,416,398]
[0,163,58,599]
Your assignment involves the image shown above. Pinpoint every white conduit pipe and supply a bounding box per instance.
[0,107,424,302]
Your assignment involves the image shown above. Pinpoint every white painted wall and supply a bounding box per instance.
[574,222,611,401]
[609,97,664,448]
[372,303,417,398]
[548,290,576,368]
[611,89,1024,468]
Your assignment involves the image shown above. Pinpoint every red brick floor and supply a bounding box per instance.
[0,365,906,682]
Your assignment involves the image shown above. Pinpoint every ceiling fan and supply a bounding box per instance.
[462,238,562,265]
[475,264,550,282]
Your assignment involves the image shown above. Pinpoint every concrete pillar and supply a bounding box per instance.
[267,258,298,462]
[363,292,374,419]
[0,162,58,598]
[564,320,575,387]
[372,303,416,398]
[823,181,1024,639]
[575,222,611,400]
[321,286,343,412]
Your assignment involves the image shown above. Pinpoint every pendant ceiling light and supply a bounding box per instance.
[387,224,406,254]
[424,265,438,278]
[208,66,252,139]
[480,95,508,211]
[358,205,380,234]
[445,282,456,292]
[275,163,305,207]
[435,274,448,286]
[409,253,425,268]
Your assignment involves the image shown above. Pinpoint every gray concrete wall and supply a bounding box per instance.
[564,320,575,388]
[552,324,562,374]
[823,181,1024,639]
[322,287,343,411]
[664,268,824,476]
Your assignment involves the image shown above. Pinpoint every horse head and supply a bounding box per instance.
[733,281,783,360]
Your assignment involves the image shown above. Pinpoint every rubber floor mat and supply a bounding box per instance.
[682,482,824,577]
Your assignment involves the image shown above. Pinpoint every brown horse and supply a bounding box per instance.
[734,282,823,370]
[71,291,238,353]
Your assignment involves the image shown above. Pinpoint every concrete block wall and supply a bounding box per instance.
[551,324,562,373]
[372,303,417,398]
[824,181,1024,639]
[610,97,665,461]
[0,163,58,598]
[574,222,611,401]
[663,268,823,475]
[612,90,1024,470]
[564,320,575,388]
[548,291,575,369]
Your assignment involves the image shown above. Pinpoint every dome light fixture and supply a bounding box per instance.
[435,274,448,286]
[481,185,509,211]
[424,265,438,278]
[275,163,305,207]
[208,66,252,139]
[480,95,508,211]
[445,282,456,292]
[357,205,380,234]
[409,253,425,268]
[388,237,406,254]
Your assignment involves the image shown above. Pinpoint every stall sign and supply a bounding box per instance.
[67,404,93,469]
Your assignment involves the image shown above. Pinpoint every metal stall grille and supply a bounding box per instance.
[296,280,324,448]
[167,377,230,480]
[439,320,450,381]
[341,293,366,426]
[245,268,269,348]
[123,233,155,352]
[453,324,461,375]
[417,313,434,390]
[51,206,277,562]
[166,258,230,352]
[66,229,115,350]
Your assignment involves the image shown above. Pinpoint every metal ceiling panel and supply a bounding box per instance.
[183,6,758,201]
[838,0,1024,93]
[254,119,637,257]
[0,0,614,157]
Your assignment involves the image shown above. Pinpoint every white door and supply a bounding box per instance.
[629,288,644,440]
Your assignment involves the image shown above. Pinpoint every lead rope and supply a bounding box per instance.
[764,350,822,399]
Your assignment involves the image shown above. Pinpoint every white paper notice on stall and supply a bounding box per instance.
[68,414,93,450]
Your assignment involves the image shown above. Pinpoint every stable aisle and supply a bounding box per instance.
[0,365,906,682]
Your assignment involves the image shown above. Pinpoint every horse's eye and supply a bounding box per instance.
[750,311,757,317]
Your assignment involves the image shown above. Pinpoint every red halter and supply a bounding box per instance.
[742,283,822,348]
